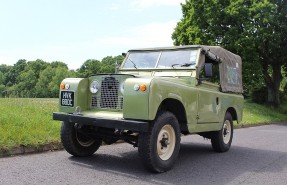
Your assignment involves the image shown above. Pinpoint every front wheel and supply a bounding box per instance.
[61,121,102,157]
[138,111,181,173]
[211,112,233,152]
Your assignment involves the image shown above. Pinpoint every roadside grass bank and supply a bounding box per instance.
[0,98,286,157]
[240,99,287,126]
[0,98,61,156]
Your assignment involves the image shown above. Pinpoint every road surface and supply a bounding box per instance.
[0,124,287,185]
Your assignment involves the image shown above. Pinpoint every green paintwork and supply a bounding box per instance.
[123,77,151,120]
[59,78,89,113]
[57,46,243,134]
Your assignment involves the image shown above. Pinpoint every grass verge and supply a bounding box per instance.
[0,98,61,151]
[241,99,287,125]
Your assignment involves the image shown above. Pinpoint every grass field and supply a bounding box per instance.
[0,98,60,150]
[0,98,286,150]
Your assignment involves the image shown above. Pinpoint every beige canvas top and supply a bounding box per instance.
[196,45,243,94]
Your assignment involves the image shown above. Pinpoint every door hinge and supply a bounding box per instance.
[196,115,200,120]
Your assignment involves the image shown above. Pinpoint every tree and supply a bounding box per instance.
[35,66,55,97]
[100,55,124,73]
[172,0,287,107]
[25,59,48,79]
[77,59,101,77]
[49,67,71,97]
[4,59,27,86]
[17,69,38,97]
[50,61,68,69]
[0,71,5,84]
[0,71,5,97]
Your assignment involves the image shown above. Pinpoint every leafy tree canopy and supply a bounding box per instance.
[172,0,287,107]
[0,54,124,98]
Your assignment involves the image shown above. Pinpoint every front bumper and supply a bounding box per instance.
[53,112,150,132]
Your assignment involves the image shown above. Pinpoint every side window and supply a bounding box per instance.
[210,63,220,83]
[226,65,239,85]
[199,58,220,84]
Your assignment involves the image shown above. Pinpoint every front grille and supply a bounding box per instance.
[91,96,123,109]
[91,77,123,110]
[101,77,119,109]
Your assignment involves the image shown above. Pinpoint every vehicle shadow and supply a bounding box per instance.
[68,138,287,185]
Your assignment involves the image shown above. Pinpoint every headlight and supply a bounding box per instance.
[90,80,100,93]
[120,82,125,94]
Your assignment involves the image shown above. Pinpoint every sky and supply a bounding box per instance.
[0,0,185,70]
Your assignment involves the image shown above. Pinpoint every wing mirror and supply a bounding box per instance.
[204,63,213,78]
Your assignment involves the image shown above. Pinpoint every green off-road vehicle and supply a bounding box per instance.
[53,45,243,172]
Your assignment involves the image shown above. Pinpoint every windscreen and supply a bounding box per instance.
[122,49,199,69]
[122,52,159,69]
[157,50,198,68]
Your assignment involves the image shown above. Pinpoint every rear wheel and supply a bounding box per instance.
[61,121,102,156]
[138,111,180,173]
[211,112,233,152]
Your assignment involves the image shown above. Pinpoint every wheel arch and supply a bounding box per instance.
[226,107,238,123]
[157,98,189,134]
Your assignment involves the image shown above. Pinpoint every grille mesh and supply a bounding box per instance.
[91,77,123,110]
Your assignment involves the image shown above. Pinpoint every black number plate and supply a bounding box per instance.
[61,91,74,107]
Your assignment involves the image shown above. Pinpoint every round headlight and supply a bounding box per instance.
[120,82,125,94]
[90,80,100,94]
[65,84,70,90]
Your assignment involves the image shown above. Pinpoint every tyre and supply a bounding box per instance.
[60,121,102,157]
[138,111,181,173]
[211,112,233,152]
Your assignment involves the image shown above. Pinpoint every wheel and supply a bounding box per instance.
[60,121,102,157]
[138,111,181,173]
[211,112,233,152]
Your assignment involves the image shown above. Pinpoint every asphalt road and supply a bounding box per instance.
[1,124,287,185]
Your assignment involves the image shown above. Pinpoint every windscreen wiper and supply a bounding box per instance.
[171,62,196,68]
[181,62,196,67]
[128,58,137,69]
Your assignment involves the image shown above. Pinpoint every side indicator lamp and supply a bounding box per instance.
[140,84,146,91]
[60,84,65,89]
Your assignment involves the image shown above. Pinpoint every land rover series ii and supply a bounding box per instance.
[53,45,243,172]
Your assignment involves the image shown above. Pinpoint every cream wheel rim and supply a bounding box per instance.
[75,128,95,147]
[157,124,176,160]
[222,120,231,144]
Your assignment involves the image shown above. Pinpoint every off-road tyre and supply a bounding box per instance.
[61,121,102,157]
[138,111,181,173]
[211,112,233,152]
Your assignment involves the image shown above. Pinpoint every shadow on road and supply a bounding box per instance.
[68,140,287,185]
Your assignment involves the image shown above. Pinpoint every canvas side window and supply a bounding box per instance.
[226,65,239,85]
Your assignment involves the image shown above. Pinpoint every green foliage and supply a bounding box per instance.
[77,55,124,77]
[100,55,124,73]
[0,54,124,98]
[172,0,287,107]
[0,72,5,97]
[49,67,72,97]
[250,86,268,104]
[0,71,5,84]
[77,59,102,77]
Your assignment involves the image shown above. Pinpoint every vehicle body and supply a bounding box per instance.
[53,45,243,172]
